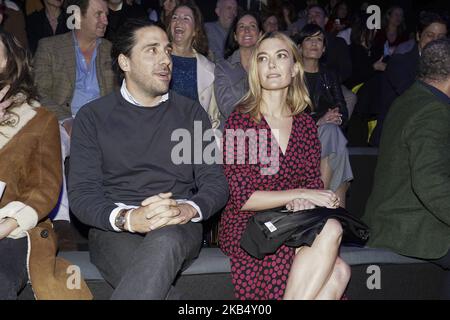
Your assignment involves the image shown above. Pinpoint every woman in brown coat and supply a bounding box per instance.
[0,29,91,300]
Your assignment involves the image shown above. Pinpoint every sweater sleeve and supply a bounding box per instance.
[68,107,117,231]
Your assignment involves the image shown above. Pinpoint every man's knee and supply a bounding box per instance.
[144,224,202,257]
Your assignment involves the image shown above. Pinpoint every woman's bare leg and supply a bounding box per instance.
[315,256,351,300]
[283,219,344,300]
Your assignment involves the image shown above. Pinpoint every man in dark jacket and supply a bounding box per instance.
[363,38,450,269]
[369,11,448,146]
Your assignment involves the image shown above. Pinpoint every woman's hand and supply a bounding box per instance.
[298,189,340,209]
[286,198,316,211]
[0,85,13,123]
[0,218,19,240]
[317,108,342,126]
[373,56,387,71]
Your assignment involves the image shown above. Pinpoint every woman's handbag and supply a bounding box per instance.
[240,206,370,259]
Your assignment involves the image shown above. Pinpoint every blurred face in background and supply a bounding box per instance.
[163,0,177,13]
[417,22,447,51]
[235,14,260,49]
[336,3,348,19]
[263,15,279,33]
[216,0,238,29]
[388,7,404,28]
[308,6,327,29]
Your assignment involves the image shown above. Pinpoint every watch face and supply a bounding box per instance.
[115,214,126,229]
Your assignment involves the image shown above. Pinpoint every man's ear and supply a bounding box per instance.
[324,16,329,27]
[215,7,220,18]
[118,54,130,72]
[416,31,420,43]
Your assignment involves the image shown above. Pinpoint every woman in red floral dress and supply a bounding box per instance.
[219,32,351,300]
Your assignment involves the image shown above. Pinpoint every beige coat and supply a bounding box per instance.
[0,102,92,299]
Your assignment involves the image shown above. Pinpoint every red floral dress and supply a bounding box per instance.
[219,110,323,300]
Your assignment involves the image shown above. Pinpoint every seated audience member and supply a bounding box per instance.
[167,2,215,113]
[2,0,28,48]
[372,6,409,62]
[205,0,237,62]
[104,0,147,42]
[363,38,450,269]
[290,0,317,34]
[156,0,180,27]
[214,11,262,130]
[279,0,298,35]
[0,30,91,300]
[34,0,115,122]
[343,13,378,90]
[220,31,350,300]
[26,0,68,54]
[262,13,279,33]
[306,4,356,120]
[369,10,448,146]
[296,24,353,208]
[33,0,115,229]
[68,19,229,300]
[325,1,351,36]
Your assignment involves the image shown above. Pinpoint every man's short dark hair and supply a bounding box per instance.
[307,4,327,17]
[111,19,166,81]
[417,10,449,35]
[418,38,450,83]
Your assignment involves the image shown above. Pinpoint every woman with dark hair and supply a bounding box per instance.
[0,30,91,300]
[372,5,409,70]
[262,13,279,33]
[167,2,215,112]
[325,1,351,35]
[214,11,262,130]
[296,24,353,208]
[26,0,68,54]
[219,31,350,300]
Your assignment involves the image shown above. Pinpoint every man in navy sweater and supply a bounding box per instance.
[68,19,229,299]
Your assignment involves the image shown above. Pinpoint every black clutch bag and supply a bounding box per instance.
[240,206,370,260]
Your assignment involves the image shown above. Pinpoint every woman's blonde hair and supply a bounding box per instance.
[238,32,312,122]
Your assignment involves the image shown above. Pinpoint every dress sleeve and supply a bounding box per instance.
[222,112,266,212]
[303,115,324,190]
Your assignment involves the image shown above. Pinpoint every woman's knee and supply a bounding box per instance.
[333,257,351,286]
[313,219,343,252]
[321,219,343,241]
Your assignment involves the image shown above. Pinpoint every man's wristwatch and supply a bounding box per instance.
[114,209,129,231]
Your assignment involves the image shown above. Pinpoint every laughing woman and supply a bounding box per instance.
[167,2,215,113]
[219,32,350,300]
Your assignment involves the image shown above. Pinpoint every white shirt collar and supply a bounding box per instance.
[120,80,169,107]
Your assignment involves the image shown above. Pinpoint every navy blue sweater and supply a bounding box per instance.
[68,90,229,231]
